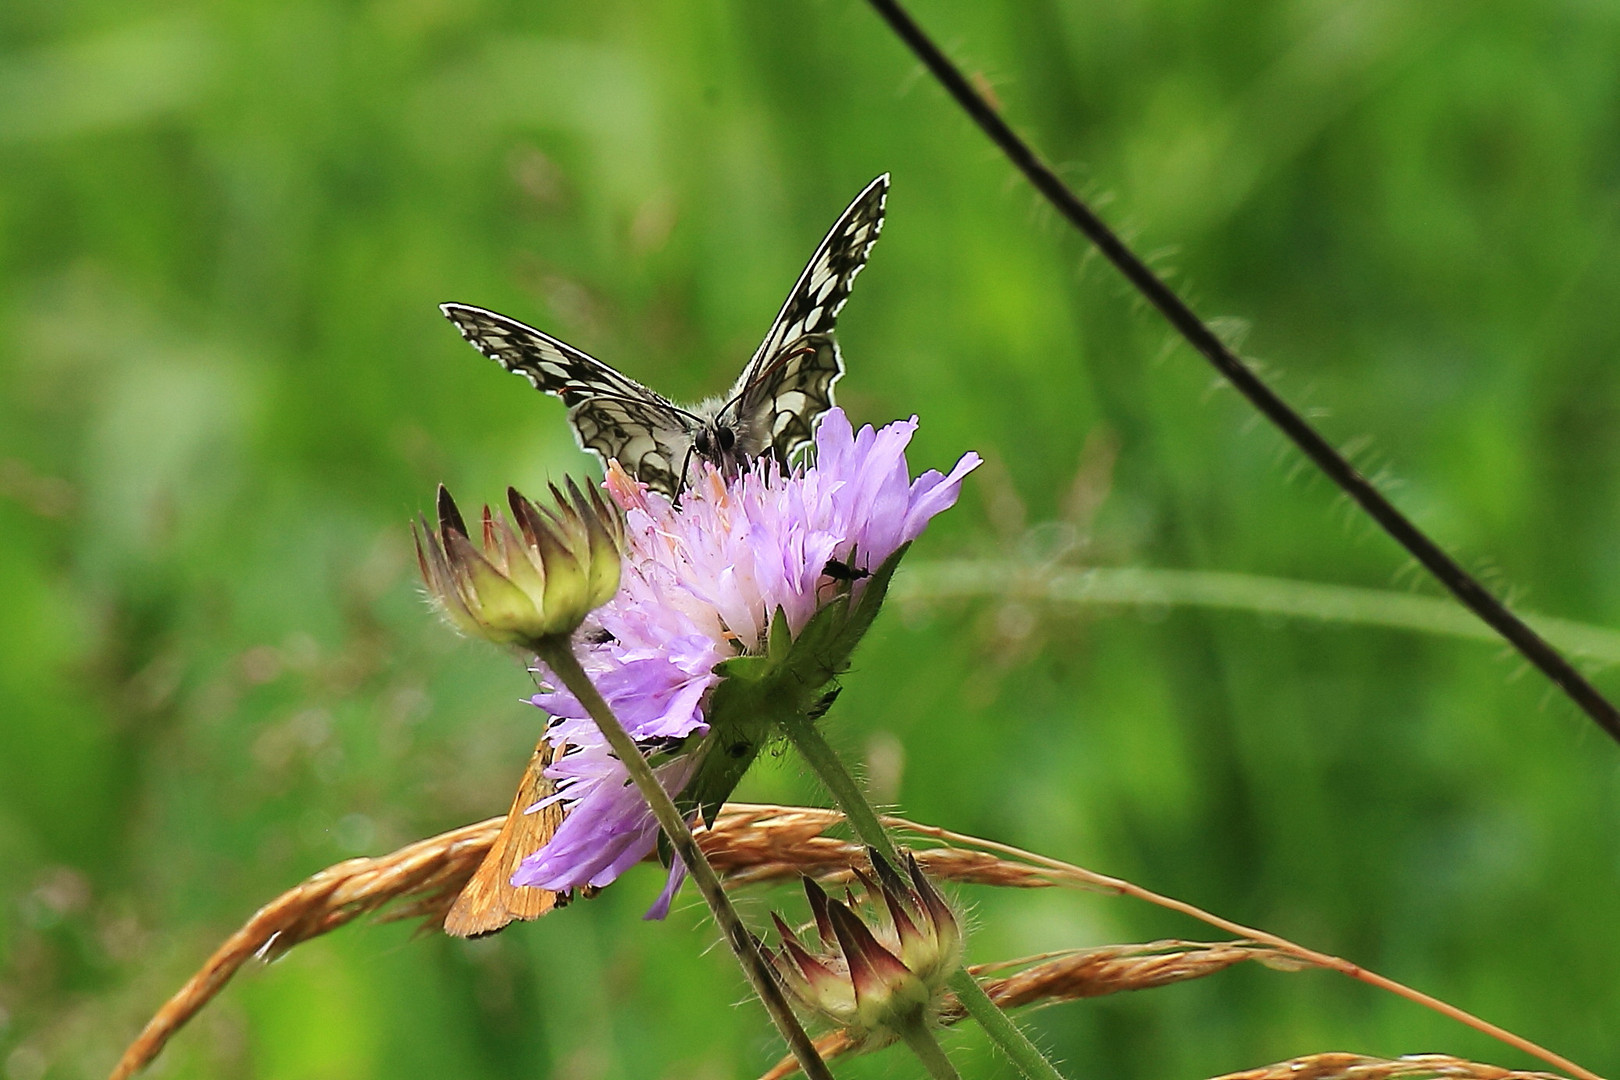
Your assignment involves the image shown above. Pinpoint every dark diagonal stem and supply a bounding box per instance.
[863,0,1620,745]
[536,641,835,1080]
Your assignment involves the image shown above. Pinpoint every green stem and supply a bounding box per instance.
[896,562,1620,664]
[779,712,1068,1080]
[898,1017,964,1080]
[781,710,900,864]
[537,640,833,1080]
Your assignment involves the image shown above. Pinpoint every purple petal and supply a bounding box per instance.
[642,851,688,921]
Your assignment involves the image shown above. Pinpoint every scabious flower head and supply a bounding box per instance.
[415,480,623,650]
[761,852,963,1043]
[513,409,980,915]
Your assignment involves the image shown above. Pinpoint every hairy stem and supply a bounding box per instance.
[862,0,1620,745]
[892,816,1602,1080]
[898,1017,964,1080]
[537,641,833,1080]
[897,562,1620,665]
[780,711,1068,1080]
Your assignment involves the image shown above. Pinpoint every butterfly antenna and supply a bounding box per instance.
[716,343,820,421]
[556,388,705,423]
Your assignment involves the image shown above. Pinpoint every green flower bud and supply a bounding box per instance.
[414,481,624,651]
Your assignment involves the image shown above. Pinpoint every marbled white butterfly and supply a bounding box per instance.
[441,175,889,496]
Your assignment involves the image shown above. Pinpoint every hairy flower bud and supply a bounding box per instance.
[760,850,964,1043]
[414,480,624,650]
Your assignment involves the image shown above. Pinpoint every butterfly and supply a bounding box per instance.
[442,735,565,937]
[441,174,889,495]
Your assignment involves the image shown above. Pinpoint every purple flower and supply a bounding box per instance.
[512,409,980,915]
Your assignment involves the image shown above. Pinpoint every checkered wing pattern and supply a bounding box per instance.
[440,303,696,495]
[725,174,889,461]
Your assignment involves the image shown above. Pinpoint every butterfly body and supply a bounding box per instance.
[441,175,889,495]
[681,392,757,482]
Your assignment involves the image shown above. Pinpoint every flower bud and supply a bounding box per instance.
[762,850,964,1044]
[414,480,624,650]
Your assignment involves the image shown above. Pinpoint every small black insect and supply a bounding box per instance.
[822,558,870,582]
[636,735,690,756]
[806,687,842,721]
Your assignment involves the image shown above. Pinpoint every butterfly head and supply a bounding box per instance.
[691,416,751,480]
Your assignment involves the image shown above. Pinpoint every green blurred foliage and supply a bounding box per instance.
[2,0,1618,1077]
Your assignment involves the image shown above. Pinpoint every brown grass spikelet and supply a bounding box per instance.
[1209,1054,1568,1080]
[108,816,503,1080]
[695,803,1050,889]
[112,803,1601,1080]
[111,802,1018,1080]
[955,939,1281,1012]
[760,940,1286,1079]
[767,1046,1574,1080]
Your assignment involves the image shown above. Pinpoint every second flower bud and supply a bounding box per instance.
[414,479,624,651]
[760,849,964,1045]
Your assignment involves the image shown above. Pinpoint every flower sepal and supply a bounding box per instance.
[673,690,777,830]
[672,543,909,829]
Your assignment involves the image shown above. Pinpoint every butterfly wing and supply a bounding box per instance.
[565,393,690,495]
[726,175,889,461]
[443,736,565,938]
[441,303,697,495]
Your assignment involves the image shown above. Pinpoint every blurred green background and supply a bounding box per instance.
[3,0,1618,1077]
